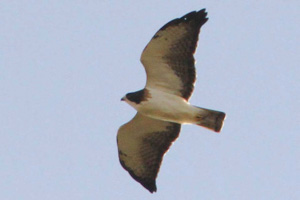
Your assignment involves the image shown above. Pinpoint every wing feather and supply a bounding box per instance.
[141,9,208,100]
[117,113,181,193]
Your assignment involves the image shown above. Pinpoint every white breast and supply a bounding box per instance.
[136,88,198,124]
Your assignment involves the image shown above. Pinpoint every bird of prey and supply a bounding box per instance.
[117,9,226,193]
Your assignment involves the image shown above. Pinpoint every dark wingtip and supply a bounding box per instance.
[141,180,157,193]
[197,8,209,24]
[181,9,208,25]
[158,8,208,32]
[147,185,157,193]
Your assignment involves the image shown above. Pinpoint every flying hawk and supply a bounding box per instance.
[117,9,226,193]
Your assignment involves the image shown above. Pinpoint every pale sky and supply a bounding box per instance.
[1,1,299,200]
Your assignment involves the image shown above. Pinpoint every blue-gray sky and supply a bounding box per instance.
[1,1,299,199]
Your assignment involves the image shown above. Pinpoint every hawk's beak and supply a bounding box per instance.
[121,97,125,101]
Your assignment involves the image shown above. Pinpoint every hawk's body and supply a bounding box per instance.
[117,9,226,193]
[127,88,197,124]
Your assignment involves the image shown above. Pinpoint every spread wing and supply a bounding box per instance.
[141,9,208,100]
[117,113,181,193]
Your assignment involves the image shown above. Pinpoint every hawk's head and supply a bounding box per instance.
[121,89,150,109]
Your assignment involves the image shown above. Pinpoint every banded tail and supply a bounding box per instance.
[195,107,226,132]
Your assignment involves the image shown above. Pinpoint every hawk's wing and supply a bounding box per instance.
[117,113,181,193]
[141,9,208,100]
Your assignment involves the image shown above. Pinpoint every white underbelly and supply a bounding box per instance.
[136,89,197,124]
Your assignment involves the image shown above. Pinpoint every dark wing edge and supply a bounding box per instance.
[117,113,181,193]
[141,9,208,100]
[158,9,208,35]
[163,9,208,100]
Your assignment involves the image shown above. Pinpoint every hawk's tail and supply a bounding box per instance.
[194,107,226,132]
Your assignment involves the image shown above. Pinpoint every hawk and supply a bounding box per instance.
[117,9,226,193]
